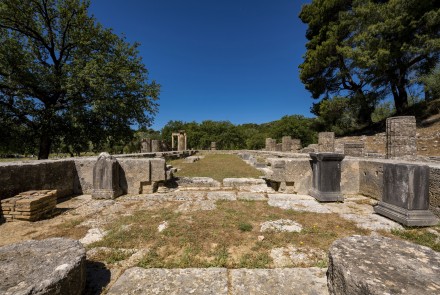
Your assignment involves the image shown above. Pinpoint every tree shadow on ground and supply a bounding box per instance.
[84,260,111,295]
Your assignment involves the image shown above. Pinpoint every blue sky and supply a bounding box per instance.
[89,0,312,130]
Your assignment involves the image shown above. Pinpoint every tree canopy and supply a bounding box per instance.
[299,0,440,122]
[0,0,159,159]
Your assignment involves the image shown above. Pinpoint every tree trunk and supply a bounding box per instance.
[38,132,52,160]
[391,82,409,115]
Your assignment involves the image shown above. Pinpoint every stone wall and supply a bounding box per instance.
[0,160,76,201]
[386,116,417,159]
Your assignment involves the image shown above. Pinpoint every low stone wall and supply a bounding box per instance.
[0,160,76,201]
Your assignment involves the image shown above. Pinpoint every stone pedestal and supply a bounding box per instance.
[374,163,439,226]
[309,153,345,202]
[151,140,162,152]
[318,132,335,152]
[92,152,122,199]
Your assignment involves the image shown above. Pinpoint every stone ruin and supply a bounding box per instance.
[140,138,152,153]
[265,137,302,152]
[172,130,187,151]
[91,152,123,200]
[343,142,365,157]
[386,116,417,159]
[151,139,162,152]
[211,142,217,150]
[318,132,335,152]
[1,190,57,222]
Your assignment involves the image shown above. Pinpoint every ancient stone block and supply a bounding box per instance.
[140,138,152,153]
[282,136,292,152]
[374,163,438,226]
[151,140,162,152]
[211,142,217,150]
[386,116,417,159]
[1,190,57,222]
[318,132,335,152]
[0,238,86,295]
[275,143,283,152]
[343,142,364,157]
[309,153,345,202]
[327,236,440,295]
[91,152,122,199]
[291,139,302,151]
[265,138,276,151]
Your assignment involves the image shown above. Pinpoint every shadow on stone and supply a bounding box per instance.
[84,260,111,295]
[118,165,128,195]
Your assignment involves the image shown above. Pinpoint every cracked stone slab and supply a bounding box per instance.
[268,197,331,213]
[207,191,237,201]
[260,219,302,232]
[328,235,440,295]
[237,192,267,201]
[339,213,404,231]
[79,228,108,245]
[0,238,86,295]
[230,268,328,295]
[107,267,228,295]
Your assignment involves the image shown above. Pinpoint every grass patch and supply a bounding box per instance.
[91,248,135,264]
[390,227,440,252]
[168,153,262,181]
[89,200,369,268]
[36,217,89,240]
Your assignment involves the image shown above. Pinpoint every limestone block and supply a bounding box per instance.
[328,236,440,295]
[386,116,417,159]
[429,166,440,218]
[107,267,228,295]
[92,152,122,199]
[343,142,364,157]
[118,159,151,194]
[73,158,95,194]
[151,140,162,152]
[318,132,335,152]
[150,158,167,182]
[309,153,345,202]
[140,138,152,153]
[374,163,438,226]
[358,160,384,200]
[340,159,360,195]
[0,238,86,295]
[207,191,237,201]
[176,177,221,188]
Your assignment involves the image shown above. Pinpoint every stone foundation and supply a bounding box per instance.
[1,190,57,222]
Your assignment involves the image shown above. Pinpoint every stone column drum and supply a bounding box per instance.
[265,138,276,151]
[318,132,335,152]
[92,152,122,199]
[374,163,439,226]
[309,153,345,202]
[151,140,162,152]
[211,142,217,150]
[178,134,186,151]
[386,116,417,159]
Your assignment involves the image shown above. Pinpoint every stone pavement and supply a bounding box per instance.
[107,267,328,295]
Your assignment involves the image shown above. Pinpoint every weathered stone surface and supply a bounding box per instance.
[386,116,417,159]
[230,268,328,295]
[107,267,228,295]
[223,178,273,192]
[92,152,122,199]
[140,138,152,153]
[268,194,331,213]
[151,139,162,152]
[210,141,217,150]
[260,219,302,232]
[237,192,267,201]
[340,159,360,194]
[343,142,365,157]
[282,136,292,152]
[309,153,345,202]
[266,158,313,194]
[265,138,276,151]
[79,228,107,245]
[318,132,335,152]
[183,156,200,163]
[207,191,237,201]
[176,200,217,212]
[118,158,151,194]
[0,159,75,201]
[0,238,86,295]
[176,177,221,188]
[375,163,438,226]
[327,235,440,295]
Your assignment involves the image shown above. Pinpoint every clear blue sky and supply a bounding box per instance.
[89,0,313,130]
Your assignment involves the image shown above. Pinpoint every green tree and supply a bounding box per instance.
[0,0,159,159]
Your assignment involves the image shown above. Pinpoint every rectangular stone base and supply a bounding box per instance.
[92,189,122,200]
[374,202,439,226]
[309,189,344,202]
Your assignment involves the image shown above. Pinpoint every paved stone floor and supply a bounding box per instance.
[0,188,406,294]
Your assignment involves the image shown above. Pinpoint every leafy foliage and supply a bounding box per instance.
[0,0,159,158]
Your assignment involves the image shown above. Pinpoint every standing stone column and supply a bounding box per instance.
[92,152,122,199]
[374,163,438,226]
[265,138,276,151]
[151,140,162,152]
[282,136,292,152]
[178,133,186,151]
[386,116,417,159]
[318,132,335,152]
[309,153,345,202]
[211,142,217,150]
[140,138,152,153]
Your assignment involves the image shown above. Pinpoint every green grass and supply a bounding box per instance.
[89,200,370,268]
[168,153,263,181]
[391,226,440,252]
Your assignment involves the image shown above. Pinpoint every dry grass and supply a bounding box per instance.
[89,200,369,268]
[168,154,263,181]
[36,217,89,240]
